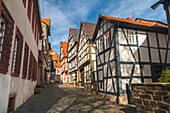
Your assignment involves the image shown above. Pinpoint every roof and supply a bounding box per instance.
[42,18,51,26]
[60,41,68,57]
[135,18,167,28]
[101,15,168,28]
[56,58,61,67]
[81,22,96,37]
[70,28,80,42]
[52,53,57,61]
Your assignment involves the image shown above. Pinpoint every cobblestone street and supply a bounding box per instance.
[14,83,136,113]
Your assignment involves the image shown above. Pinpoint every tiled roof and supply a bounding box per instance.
[56,58,61,67]
[61,41,68,56]
[70,28,79,42]
[101,15,168,28]
[42,18,51,26]
[52,53,57,61]
[82,22,96,37]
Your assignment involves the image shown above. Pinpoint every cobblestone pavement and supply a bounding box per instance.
[14,83,67,113]
[15,83,137,113]
[48,84,137,113]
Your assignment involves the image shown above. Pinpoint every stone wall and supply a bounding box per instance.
[132,83,170,113]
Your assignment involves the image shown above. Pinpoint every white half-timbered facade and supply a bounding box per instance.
[77,22,96,88]
[60,41,68,83]
[68,28,79,84]
[92,15,169,104]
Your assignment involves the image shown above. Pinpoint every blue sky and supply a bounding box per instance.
[40,0,167,53]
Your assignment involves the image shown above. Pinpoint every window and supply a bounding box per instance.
[0,18,5,60]
[128,32,136,44]
[22,0,27,8]
[22,43,29,79]
[11,28,23,77]
[104,31,110,49]
[0,2,15,74]
[99,38,103,52]
[27,0,33,21]
[28,52,33,80]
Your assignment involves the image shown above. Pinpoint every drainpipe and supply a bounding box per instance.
[114,22,120,104]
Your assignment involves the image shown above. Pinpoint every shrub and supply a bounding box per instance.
[158,69,170,82]
[35,84,42,88]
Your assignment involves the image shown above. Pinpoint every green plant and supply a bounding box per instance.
[35,84,42,88]
[158,69,170,82]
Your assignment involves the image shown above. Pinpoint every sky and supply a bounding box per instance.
[40,0,167,53]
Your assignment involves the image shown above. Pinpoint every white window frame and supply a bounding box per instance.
[128,32,136,44]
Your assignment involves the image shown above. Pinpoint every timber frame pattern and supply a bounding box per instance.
[92,15,169,104]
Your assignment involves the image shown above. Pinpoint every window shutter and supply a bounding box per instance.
[0,2,15,74]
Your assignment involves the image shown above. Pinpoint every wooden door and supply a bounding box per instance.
[80,69,84,86]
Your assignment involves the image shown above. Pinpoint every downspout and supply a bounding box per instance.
[114,22,120,104]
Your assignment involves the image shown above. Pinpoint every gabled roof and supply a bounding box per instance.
[42,18,51,36]
[92,14,168,41]
[81,21,96,37]
[60,41,68,57]
[69,28,80,42]
[101,15,167,28]
[56,58,61,67]
[135,18,167,28]
[52,53,57,61]
[42,18,51,26]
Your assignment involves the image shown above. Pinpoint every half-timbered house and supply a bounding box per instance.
[60,41,68,83]
[92,15,168,104]
[68,28,79,85]
[77,22,96,88]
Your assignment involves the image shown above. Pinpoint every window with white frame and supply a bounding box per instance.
[128,32,136,44]
[0,18,5,60]
[12,38,18,73]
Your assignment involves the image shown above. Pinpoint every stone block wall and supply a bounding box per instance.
[132,83,170,113]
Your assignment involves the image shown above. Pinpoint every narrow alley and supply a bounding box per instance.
[14,83,136,113]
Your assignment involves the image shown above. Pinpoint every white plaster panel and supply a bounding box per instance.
[131,78,141,84]
[105,50,109,62]
[118,29,127,45]
[151,49,159,62]
[143,65,151,77]
[119,46,134,62]
[140,47,149,62]
[167,50,170,63]
[148,32,157,48]
[98,70,103,80]
[104,64,107,78]
[133,65,140,76]
[160,49,166,63]
[158,33,166,48]
[138,34,147,46]
[144,79,152,83]
[121,64,132,77]
[109,48,115,61]
[121,79,130,90]
[107,79,114,92]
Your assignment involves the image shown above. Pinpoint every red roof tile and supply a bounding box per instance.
[102,15,168,28]
[61,41,68,57]
[42,18,51,26]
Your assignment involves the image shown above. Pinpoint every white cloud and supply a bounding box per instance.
[40,0,167,52]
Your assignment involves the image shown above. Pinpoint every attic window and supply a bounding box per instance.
[128,32,136,44]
